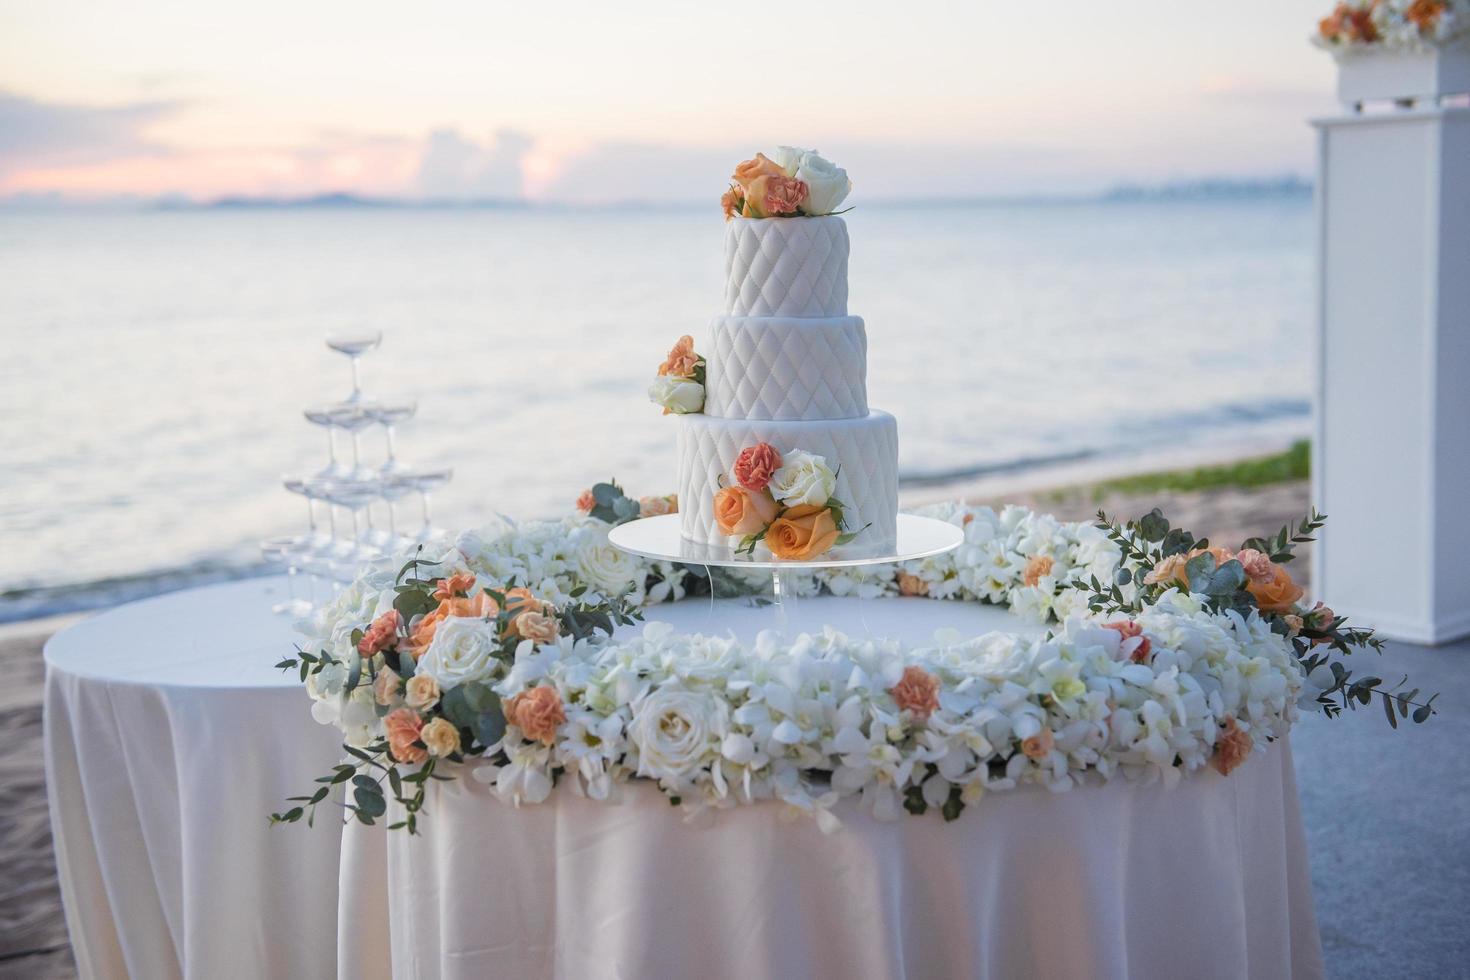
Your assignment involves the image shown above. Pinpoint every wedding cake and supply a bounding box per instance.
[648,149,899,559]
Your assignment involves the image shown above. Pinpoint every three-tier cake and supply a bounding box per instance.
[673,212,899,553]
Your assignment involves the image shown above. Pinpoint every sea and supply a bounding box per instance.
[0,196,1313,622]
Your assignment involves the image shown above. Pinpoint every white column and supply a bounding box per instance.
[1313,49,1470,644]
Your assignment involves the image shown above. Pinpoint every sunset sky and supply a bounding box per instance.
[0,0,1340,203]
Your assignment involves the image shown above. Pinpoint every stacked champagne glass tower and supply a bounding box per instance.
[261,331,453,615]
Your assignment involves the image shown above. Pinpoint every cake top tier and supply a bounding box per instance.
[723,216,849,318]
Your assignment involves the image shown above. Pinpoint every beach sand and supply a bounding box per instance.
[0,480,1310,978]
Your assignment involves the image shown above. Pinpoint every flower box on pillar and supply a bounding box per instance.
[1313,45,1470,644]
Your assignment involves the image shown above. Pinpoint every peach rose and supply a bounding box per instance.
[1234,548,1275,585]
[1407,0,1445,30]
[639,495,675,518]
[731,152,784,192]
[713,485,780,536]
[1211,715,1253,776]
[408,592,498,658]
[1247,564,1304,615]
[576,488,596,513]
[420,717,461,758]
[1102,620,1152,664]
[890,665,941,720]
[1142,553,1190,587]
[721,184,744,220]
[658,335,700,379]
[765,504,839,560]
[372,665,402,706]
[405,673,441,710]
[384,708,427,765]
[733,443,782,492]
[1022,554,1054,587]
[433,572,477,601]
[505,685,566,745]
[1284,614,1305,636]
[513,610,560,645]
[896,572,929,597]
[358,609,401,656]
[1021,727,1055,761]
[743,174,807,217]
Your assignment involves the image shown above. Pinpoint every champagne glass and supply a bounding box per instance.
[326,403,380,483]
[326,330,382,404]
[303,405,349,479]
[366,399,418,476]
[392,467,454,543]
[322,480,385,565]
[260,536,315,616]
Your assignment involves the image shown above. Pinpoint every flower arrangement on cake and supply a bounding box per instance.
[647,335,705,415]
[272,483,1435,835]
[714,442,867,558]
[721,147,852,220]
[1314,0,1469,50]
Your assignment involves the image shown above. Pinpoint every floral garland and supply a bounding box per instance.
[1314,0,1470,52]
[274,486,1433,834]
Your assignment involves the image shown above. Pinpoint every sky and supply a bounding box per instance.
[0,0,1341,203]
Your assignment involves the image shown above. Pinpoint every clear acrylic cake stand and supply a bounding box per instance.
[607,514,964,631]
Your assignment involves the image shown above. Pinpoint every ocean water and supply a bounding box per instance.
[0,199,1312,620]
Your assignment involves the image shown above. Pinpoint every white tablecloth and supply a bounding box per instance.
[43,576,346,980]
[339,598,1325,980]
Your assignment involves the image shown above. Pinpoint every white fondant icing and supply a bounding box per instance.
[704,315,867,421]
[723,216,849,317]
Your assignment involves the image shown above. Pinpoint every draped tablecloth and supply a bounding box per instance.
[43,576,346,980]
[336,599,1325,980]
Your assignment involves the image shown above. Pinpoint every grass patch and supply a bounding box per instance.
[1085,440,1309,501]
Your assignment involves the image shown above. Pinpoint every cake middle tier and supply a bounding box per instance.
[675,410,899,551]
[704,314,868,421]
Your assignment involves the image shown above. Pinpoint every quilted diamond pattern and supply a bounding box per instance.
[705,315,868,421]
[675,411,898,549]
[723,216,849,317]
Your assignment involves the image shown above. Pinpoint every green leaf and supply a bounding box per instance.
[354,786,387,817]
[474,709,507,748]
[1137,509,1169,542]
[439,686,477,728]
[1381,692,1398,728]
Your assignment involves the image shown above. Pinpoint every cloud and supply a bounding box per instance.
[0,90,178,174]
[416,128,531,200]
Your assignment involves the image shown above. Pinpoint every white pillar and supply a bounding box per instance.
[1313,49,1470,644]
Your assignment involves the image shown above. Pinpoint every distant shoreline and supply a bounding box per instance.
[1,177,1313,214]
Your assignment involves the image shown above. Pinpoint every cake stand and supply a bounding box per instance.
[608,513,964,629]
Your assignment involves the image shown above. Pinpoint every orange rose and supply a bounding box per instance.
[1211,715,1253,776]
[639,494,675,518]
[1407,0,1445,31]
[896,572,928,597]
[890,665,941,720]
[721,184,744,220]
[408,592,498,658]
[433,572,476,600]
[502,587,556,640]
[731,152,784,192]
[713,485,779,536]
[505,685,566,745]
[1246,564,1304,615]
[576,488,596,513]
[358,609,401,656]
[1021,727,1055,761]
[1022,554,1054,587]
[384,707,427,765]
[658,335,700,379]
[765,504,839,560]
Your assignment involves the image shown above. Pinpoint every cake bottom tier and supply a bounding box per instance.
[675,410,899,551]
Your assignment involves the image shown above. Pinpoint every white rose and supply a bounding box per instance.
[648,375,703,415]
[769,449,837,507]
[795,151,851,215]
[630,687,729,786]
[416,615,501,690]
[773,145,813,176]
[575,526,641,595]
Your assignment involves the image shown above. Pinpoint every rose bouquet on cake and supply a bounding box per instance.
[647,335,705,415]
[1313,0,1469,50]
[721,147,852,220]
[714,442,868,559]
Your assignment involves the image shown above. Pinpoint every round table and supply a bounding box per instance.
[342,597,1326,980]
[43,576,347,980]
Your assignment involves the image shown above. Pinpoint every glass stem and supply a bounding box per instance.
[384,425,398,465]
[349,355,363,401]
